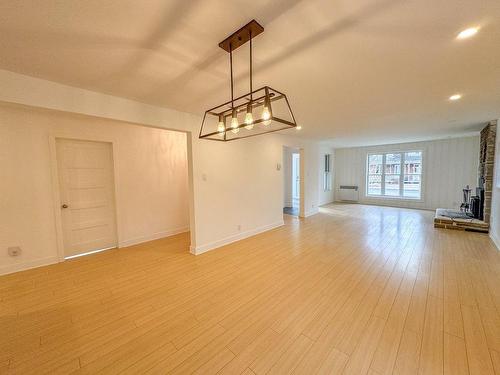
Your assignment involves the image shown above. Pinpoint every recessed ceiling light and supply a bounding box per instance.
[449,94,462,101]
[457,27,479,39]
[296,125,302,130]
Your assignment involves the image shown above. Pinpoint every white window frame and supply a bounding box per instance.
[366,150,423,200]
[323,154,332,191]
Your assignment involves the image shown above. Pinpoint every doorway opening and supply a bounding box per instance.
[283,146,301,216]
[52,125,192,261]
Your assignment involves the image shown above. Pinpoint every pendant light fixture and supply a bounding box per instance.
[199,20,298,141]
[217,114,225,132]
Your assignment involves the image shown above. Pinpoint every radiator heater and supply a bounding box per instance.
[339,185,359,202]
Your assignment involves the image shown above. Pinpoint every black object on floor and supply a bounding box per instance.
[283,206,299,216]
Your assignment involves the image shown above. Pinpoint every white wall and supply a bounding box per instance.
[0,102,189,274]
[490,120,500,250]
[191,134,322,254]
[334,136,479,210]
[318,145,335,206]
[0,70,326,272]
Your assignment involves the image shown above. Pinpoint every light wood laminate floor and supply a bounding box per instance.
[1,204,499,374]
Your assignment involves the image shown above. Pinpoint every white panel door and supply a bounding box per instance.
[56,139,118,258]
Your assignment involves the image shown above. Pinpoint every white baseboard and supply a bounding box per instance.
[0,256,59,276]
[119,226,189,248]
[491,232,500,251]
[318,200,334,207]
[333,199,434,211]
[191,220,284,255]
[304,208,319,217]
[334,199,359,204]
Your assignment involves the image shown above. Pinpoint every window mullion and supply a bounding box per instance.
[366,151,422,200]
[400,152,404,197]
[381,153,386,196]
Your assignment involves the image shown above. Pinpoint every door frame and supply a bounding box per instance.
[282,146,306,218]
[49,134,122,261]
[292,152,300,201]
[298,148,305,218]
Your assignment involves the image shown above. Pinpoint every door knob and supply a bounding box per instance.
[61,204,69,209]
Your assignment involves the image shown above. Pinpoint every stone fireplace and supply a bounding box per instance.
[434,120,496,233]
[479,120,497,223]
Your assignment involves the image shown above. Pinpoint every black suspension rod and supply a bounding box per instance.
[230,43,234,108]
[249,30,253,102]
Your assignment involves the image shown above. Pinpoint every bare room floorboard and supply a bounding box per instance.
[1,204,499,374]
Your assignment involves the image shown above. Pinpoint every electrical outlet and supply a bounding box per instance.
[237,224,241,231]
[8,247,21,257]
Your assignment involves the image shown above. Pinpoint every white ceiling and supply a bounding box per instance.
[1,0,499,147]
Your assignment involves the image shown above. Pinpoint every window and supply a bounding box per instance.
[367,151,422,199]
[323,154,332,191]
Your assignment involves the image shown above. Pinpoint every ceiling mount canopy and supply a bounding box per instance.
[199,20,298,141]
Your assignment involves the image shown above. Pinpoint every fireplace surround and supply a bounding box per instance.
[479,120,497,223]
[434,120,496,233]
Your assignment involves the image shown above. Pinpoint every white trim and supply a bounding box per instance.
[491,232,500,251]
[191,220,284,255]
[299,148,306,218]
[64,247,115,260]
[365,150,423,201]
[318,200,335,207]
[337,199,434,211]
[119,227,189,248]
[48,136,66,261]
[364,195,424,203]
[305,208,320,217]
[0,256,59,276]
[0,69,194,134]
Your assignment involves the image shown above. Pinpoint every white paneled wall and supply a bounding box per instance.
[334,136,479,210]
